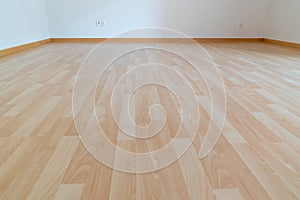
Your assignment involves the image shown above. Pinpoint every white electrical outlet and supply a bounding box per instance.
[96,20,106,27]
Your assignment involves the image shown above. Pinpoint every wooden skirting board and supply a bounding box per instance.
[264,38,300,49]
[194,38,264,43]
[51,38,107,43]
[51,38,264,43]
[0,39,52,57]
[0,37,299,57]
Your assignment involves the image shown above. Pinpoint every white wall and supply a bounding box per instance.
[266,0,300,43]
[0,0,50,50]
[46,0,270,38]
[2,0,299,48]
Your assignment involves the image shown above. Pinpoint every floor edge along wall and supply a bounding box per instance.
[0,38,299,58]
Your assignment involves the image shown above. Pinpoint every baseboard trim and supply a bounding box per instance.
[1,38,298,58]
[264,38,300,49]
[51,38,106,42]
[194,38,264,43]
[0,39,52,57]
[1,38,263,58]
[51,37,264,43]
[52,38,186,43]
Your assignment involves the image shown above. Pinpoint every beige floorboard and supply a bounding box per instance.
[0,42,299,199]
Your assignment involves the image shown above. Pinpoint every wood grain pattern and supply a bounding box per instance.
[264,38,300,49]
[1,38,297,59]
[0,41,299,199]
[0,39,52,57]
[51,38,264,43]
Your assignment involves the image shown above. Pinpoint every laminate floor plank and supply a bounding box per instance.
[0,42,299,199]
